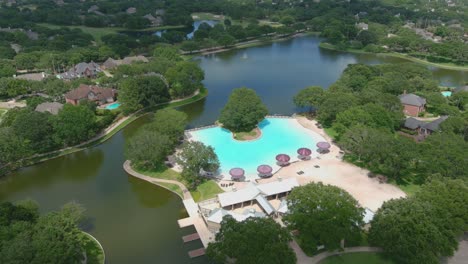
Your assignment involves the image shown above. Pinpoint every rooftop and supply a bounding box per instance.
[399,93,426,107]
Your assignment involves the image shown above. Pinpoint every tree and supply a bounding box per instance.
[284,183,364,253]
[125,130,172,170]
[118,76,171,114]
[217,34,236,47]
[144,108,187,144]
[11,109,56,153]
[293,86,324,113]
[223,19,232,27]
[176,141,219,189]
[53,104,97,146]
[0,127,31,166]
[0,60,15,78]
[165,61,204,98]
[317,92,359,126]
[369,198,459,264]
[219,88,268,132]
[206,216,296,264]
[450,91,468,110]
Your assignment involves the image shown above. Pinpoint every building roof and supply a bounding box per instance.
[16,72,46,81]
[35,102,63,115]
[102,58,121,69]
[218,183,260,207]
[206,208,266,224]
[255,195,274,215]
[403,116,448,132]
[363,208,375,224]
[454,85,468,93]
[65,84,115,101]
[257,178,299,196]
[122,55,149,64]
[399,93,426,107]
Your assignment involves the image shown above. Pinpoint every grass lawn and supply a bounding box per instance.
[233,128,260,141]
[318,252,394,264]
[38,23,184,42]
[324,127,339,140]
[191,180,224,202]
[394,180,421,196]
[136,166,223,202]
[82,232,105,264]
[0,108,7,122]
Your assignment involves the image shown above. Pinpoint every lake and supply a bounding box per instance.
[0,35,466,264]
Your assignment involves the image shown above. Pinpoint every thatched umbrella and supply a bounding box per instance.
[257,164,273,178]
[275,154,290,166]
[229,168,245,181]
[297,147,312,160]
[317,141,331,153]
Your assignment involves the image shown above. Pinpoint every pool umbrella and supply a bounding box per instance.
[229,168,245,180]
[297,148,312,160]
[257,165,273,178]
[316,141,331,153]
[276,154,290,166]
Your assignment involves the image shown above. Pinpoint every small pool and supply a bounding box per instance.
[441,91,452,97]
[188,118,326,179]
[105,102,121,110]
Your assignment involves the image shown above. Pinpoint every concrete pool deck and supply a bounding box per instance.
[210,116,406,211]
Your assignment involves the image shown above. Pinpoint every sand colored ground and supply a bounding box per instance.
[217,116,406,211]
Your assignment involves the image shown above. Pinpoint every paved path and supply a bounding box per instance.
[123,160,190,199]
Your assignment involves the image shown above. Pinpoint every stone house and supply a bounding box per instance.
[399,93,426,116]
[64,84,116,105]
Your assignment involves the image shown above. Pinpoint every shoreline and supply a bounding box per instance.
[319,42,468,71]
[82,231,105,264]
[0,89,208,176]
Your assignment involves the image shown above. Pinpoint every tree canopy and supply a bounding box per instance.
[219,87,268,132]
[206,216,296,264]
[284,182,364,253]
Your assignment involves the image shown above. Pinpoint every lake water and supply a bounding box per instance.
[0,35,466,264]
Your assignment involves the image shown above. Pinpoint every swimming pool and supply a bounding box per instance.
[105,102,121,110]
[441,91,452,97]
[188,118,326,179]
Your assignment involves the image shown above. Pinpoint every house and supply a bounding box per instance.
[65,84,116,105]
[356,22,368,31]
[143,14,163,27]
[35,102,63,115]
[403,116,448,140]
[126,7,137,14]
[101,56,149,70]
[58,62,101,80]
[399,93,426,116]
[15,72,47,81]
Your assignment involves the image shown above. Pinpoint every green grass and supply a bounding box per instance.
[190,180,224,202]
[233,129,259,140]
[135,166,224,202]
[38,23,184,42]
[158,182,184,198]
[0,108,7,122]
[324,127,339,140]
[82,232,105,264]
[318,252,394,264]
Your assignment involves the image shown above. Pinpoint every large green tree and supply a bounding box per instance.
[369,198,459,264]
[125,130,172,170]
[53,104,97,146]
[284,182,364,253]
[144,108,187,144]
[293,86,324,113]
[118,76,170,114]
[219,87,268,132]
[206,216,296,264]
[176,141,219,189]
[165,61,204,98]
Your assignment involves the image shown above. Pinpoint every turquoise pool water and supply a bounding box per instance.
[189,118,326,179]
[105,102,121,110]
[441,91,452,97]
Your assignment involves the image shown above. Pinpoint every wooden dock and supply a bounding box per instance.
[182,233,200,243]
[177,217,193,228]
[188,248,206,258]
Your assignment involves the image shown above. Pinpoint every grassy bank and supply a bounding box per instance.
[82,232,105,264]
[135,166,223,202]
[319,252,394,264]
[319,42,468,71]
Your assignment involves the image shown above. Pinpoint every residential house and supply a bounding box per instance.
[101,55,149,70]
[64,84,116,105]
[399,92,426,116]
[126,7,137,14]
[143,14,163,27]
[35,102,63,115]
[403,116,448,140]
[356,22,368,31]
[58,62,101,80]
[15,72,47,81]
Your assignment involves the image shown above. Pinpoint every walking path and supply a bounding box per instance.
[123,160,214,247]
